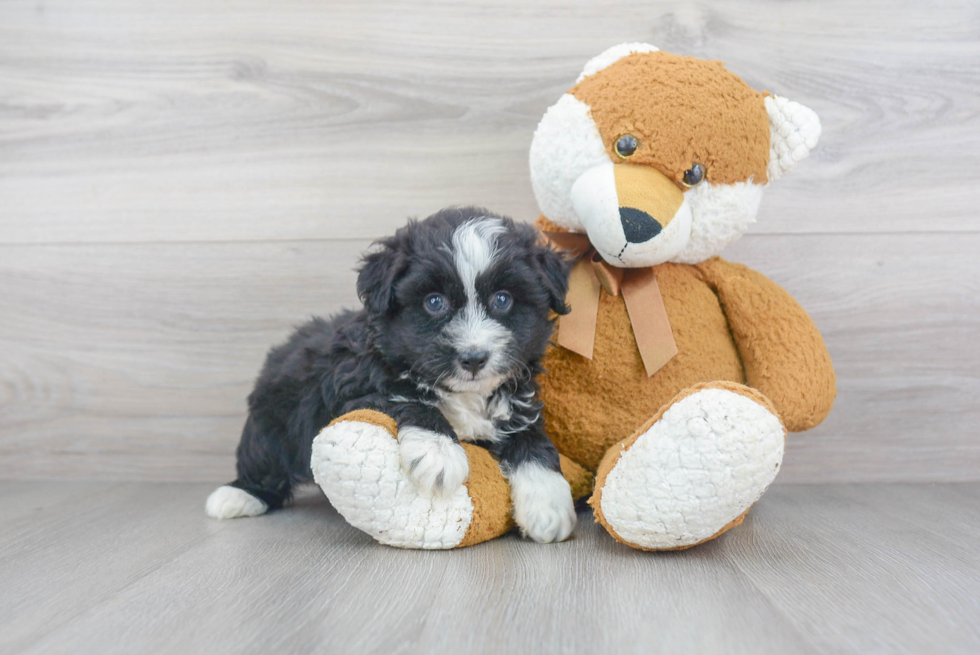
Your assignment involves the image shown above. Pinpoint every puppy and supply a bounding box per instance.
[205,207,578,542]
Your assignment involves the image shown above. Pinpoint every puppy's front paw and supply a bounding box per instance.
[508,464,576,543]
[398,426,469,497]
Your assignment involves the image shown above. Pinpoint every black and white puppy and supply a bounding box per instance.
[205,207,577,542]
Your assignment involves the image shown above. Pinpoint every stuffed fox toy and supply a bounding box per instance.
[311,44,836,550]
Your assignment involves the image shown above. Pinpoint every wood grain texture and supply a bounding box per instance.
[1,232,977,482]
[0,482,976,655]
[725,484,980,654]
[0,0,978,243]
[1,0,978,482]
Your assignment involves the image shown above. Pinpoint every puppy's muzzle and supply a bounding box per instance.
[458,349,489,375]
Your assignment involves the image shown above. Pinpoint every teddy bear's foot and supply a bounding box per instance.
[311,410,481,549]
[591,382,786,551]
[311,409,594,549]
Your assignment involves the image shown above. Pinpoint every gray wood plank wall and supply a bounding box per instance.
[1,0,978,482]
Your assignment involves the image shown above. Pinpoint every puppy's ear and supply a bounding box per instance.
[531,245,571,315]
[357,238,409,316]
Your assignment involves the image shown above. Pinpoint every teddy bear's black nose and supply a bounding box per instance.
[620,207,663,243]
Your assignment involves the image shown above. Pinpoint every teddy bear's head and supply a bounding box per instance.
[530,44,820,268]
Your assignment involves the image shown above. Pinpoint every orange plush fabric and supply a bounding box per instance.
[570,51,771,186]
[456,443,514,548]
[328,409,398,436]
[536,219,746,472]
[696,257,837,431]
[535,217,836,475]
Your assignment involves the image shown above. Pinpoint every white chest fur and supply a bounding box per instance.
[437,389,512,443]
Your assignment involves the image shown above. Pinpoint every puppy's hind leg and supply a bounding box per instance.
[206,414,293,519]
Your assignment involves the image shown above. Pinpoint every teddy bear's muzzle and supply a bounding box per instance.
[570,162,692,267]
[613,163,684,230]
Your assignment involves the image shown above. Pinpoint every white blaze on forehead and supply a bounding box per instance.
[451,216,506,297]
[444,217,513,392]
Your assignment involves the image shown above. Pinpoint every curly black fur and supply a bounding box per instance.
[225,207,569,509]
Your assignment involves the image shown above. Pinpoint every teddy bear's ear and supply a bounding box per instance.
[765,95,822,182]
[575,43,660,83]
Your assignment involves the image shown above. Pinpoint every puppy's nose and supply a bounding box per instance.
[620,207,663,244]
[459,349,490,375]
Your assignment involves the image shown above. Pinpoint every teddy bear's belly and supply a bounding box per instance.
[539,262,745,472]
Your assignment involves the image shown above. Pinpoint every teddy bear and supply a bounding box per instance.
[309,44,836,551]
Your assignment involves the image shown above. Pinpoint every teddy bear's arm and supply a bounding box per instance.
[696,257,836,432]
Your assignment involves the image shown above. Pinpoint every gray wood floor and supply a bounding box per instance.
[0,482,977,655]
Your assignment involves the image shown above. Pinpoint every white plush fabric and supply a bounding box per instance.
[575,43,660,83]
[567,161,620,249]
[529,94,609,231]
[599,388,785,550]
[311,420,473,549]
[765,95,821,182]
[671,180,765,264]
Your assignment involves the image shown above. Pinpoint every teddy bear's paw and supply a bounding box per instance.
[597,387,785,550]
[398,427,470,497]
[311,417,474,549]
[508,464,577,543]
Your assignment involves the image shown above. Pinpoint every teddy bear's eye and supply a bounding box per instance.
[615,135,639,158]
[681,163,706,188]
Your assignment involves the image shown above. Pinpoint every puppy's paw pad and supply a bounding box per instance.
[510,465,576,543]
[398,427,469,496]
[205,485,268,519]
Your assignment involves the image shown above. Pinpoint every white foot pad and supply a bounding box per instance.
[600,388,785,549]
[311,420,474,549]
[205,485,268,519]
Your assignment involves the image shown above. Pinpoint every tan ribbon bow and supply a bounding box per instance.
[544,231,678,377]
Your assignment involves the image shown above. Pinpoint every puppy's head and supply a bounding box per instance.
[357,207,569,393]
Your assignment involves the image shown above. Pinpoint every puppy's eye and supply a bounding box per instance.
[681,163,706,187]
[490,291,513,313]
[615,134,639,158]
[423,293,449,316]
